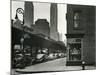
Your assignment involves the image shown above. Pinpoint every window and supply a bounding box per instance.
[73,11,81,29]
[68,38,82,61]
[69,43,81,61]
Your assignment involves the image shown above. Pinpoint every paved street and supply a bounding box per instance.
[12,57,96,74]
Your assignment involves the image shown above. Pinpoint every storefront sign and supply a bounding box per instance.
[68,38,81,43]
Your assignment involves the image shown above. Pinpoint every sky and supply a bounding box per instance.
[11,1,67,41]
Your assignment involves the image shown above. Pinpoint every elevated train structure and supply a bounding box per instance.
[11,22,66,68]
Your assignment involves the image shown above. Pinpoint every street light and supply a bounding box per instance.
[16,8,25,53]
[16,8,24,24]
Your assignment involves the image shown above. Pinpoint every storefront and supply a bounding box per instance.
[66,34,84,66]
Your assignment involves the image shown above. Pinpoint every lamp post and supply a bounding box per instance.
[16,8,25,53]
[16,8,24,24]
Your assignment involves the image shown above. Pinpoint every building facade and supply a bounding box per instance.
[34,19,50,38]
[24,1,34,27]
[50,3,59,41]
[66,4,96,66]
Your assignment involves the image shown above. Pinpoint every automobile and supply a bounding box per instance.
[46,53,56,60]
[36,53,47,63]
[12,53,26,69]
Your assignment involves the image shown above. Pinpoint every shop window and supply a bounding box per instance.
[68,38,82,61]
[69,43,81,61]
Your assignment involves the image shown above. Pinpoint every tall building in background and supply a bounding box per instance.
[34,19,50,37]
[50,3,59,41]
[58,33,63,41]
[24,1,34,27]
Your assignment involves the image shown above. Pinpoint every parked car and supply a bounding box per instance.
[13,53,26,69]
[36,53,47,63]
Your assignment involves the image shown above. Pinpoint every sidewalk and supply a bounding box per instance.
[13,57,95,74]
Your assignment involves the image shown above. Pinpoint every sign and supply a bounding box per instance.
[68,38,81,43]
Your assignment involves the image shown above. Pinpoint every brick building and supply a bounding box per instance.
[66,4,96,66]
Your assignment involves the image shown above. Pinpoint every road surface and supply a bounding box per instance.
[12,57,95,74]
